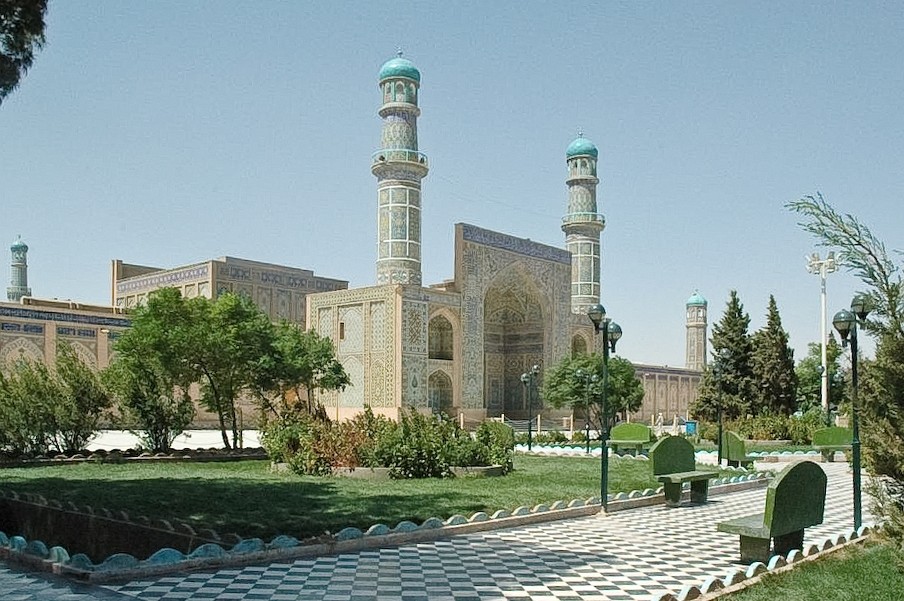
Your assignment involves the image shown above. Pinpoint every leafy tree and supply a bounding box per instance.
[0,357,56,454]
[691,290,757,420]
[253,322,349,418]
[795,336,844,414]
[0,0,48,104]
[788,193,904,551]
[751,295,798,415]
[50,342,112,453]
[541,353,644,434]
[189,292,277,448]
[0,344,110,455]
[103,354,195,453]
[108,288,199,450]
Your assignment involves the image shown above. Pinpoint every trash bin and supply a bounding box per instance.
[685,420,697,435]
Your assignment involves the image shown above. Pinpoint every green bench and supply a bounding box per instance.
[650,435,720,507]
[721,431,756,468]
[609,423,654,456]
[717,460,827,563]
[812,426,852,462]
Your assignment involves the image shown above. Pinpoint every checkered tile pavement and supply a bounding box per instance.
[0,462,877,600]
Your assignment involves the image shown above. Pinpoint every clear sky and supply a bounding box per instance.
[2,1,901,366]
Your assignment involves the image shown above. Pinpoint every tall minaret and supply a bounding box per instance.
[7,236,32,302]
[686,291,708,371]
[372,52,429,286]
[562,134,605,314]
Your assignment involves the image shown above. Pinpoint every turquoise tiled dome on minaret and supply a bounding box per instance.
[566,135,598,158]
[10,236,27,253]
[379,52,421,82]
[686,290,707,306]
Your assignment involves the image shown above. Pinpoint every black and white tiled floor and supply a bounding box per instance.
[0,463,876,600]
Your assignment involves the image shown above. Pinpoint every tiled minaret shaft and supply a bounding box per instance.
[561,135,605,314]
[372,52,429,286]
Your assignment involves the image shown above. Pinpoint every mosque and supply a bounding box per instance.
[0,54,707,427]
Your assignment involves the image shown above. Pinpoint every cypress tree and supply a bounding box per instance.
[691,290,756,420]
[751,295,798,415]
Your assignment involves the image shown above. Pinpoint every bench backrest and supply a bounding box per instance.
[721,431,748,461]
[649,435,695,475]
[812,426,853,447]
[763,460,827,536]
[610,423,652,442]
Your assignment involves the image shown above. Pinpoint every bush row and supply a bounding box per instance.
[261,407,515,478]
[696,408,828,445]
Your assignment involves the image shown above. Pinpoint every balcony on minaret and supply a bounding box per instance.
[372,149,429,175]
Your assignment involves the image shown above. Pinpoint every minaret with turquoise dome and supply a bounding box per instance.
[562,133,604,314]
[686,290,708,371]
[372,51,429,286]
[7,235,32,302]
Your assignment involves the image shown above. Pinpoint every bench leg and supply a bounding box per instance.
[773,530,805,557]
[738,535,771,564]
[662,482,682,507]
[689,479,709,504]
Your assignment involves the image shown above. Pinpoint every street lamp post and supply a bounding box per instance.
[808,252,837,422]
[713,349,729,466]
[832,294,871,530]
[520,364,540,452]
[588,303,622,513]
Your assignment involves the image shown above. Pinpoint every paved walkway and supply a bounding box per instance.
[0,462,876,601]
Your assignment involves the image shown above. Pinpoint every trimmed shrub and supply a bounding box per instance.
[475,421,514,473]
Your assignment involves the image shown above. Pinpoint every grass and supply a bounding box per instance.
[0,455,730,541]
[728,542,904,601]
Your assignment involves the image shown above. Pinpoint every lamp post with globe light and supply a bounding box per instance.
[832,294,871,530]
[587,303,622,513]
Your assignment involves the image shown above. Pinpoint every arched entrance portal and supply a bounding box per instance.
[483,266,545,416]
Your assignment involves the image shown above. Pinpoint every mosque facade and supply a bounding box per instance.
[0,53,708,427]
[305,55,707,423]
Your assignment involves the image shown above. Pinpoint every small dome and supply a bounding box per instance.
[566,135,598,158]
[10,236,27,252]
[686,291,707,307]
[379,54,420,83]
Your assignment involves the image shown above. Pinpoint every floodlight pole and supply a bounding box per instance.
[808,252,837,422]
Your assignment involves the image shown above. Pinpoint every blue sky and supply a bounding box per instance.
[1,1,901,366]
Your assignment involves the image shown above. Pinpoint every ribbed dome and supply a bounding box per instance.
[379,55,420,83]
[686,291,707,306]
[566,136,598,158]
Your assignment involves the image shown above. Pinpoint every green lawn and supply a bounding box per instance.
[729,543,904,601]
[0,455,727,541]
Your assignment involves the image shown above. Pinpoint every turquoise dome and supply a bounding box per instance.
[379,56,420,83]
[686,291,707,306]
[566,136,598,158]
[10,236,27,252]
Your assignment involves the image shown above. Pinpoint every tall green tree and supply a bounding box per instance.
[795,336,844,414]
[106,287,198,451]
[186,292,276,448]
[253,322,349,418]
[751,295,798,415]
[788,193,904,551]
[0,0,48,104]
[50,342,112,453]
[541,353,644,434]
[691,290,756,420]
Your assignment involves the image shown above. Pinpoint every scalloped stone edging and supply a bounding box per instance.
[647,524,879,601]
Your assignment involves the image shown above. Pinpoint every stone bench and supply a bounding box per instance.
[717,460,826,563]
[812,426,852,462]
[650,436,719,507]
[609,423,654,456]
[722,431,755,468]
